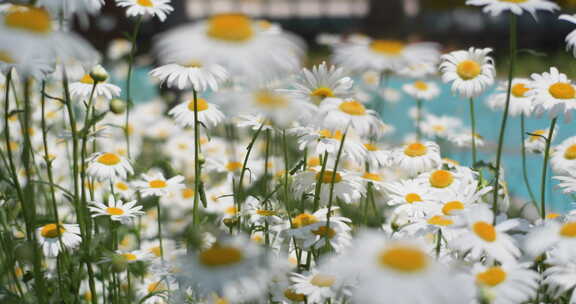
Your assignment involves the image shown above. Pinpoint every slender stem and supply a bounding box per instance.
[263,129,271,246]
[416,99,422,141]
[520,114,537,204]
[312,151,329,211]
[469,98,477,167]
[540,118,557,220]
[324,130,347,251]
[492,14,517,218]
[124,16,143,159]
[282,130,291,219]
[192,89,201,228]
[435,230,442,259]
[156,200,164,261]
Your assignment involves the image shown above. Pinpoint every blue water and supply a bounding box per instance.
[377,77,576,213]
[122,68,575,212]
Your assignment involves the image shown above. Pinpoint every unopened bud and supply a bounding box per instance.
[111,254,128,273]
[90,64,109,83]
[223,218,238,228]
[110,98,127,114]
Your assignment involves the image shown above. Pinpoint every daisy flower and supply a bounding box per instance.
[402,80,440,101]
[392,141,442,176]
[332,231,474,304]
[524,125,557,154]
[472,263,539,304]
[398,62,438,79]
[168,96,225,128]
[440,47,495,98]
[89,195,144,224]
[420,114,462,139]
[292,169,362,205]
[466,0,558,18]
[291,270,343,303]
[527,67,576,122]
[69,73,121,100]
[361,142,392,169]
[86,152,133,181]
[486,78,534,116]
[149,62,228,91]
[384,178,441,220]
[291,127,366,164]
[524,219,576,258]
[176,235,276,302]
[417,167,477,195]
[36,223,82,257]
[133,172,185,198]
[102,249,154,264]
[319,97,382,136]
[0,35,54,80]
[544,254,576,302]
[333,39,440,73]
[115,0,173,22]
[451,204,521,263]
[551,136,576,175]
[37,0,104,17]
[112,180,135,199]
[560,14,576,58]
[288,209,352,253]
[447,129,486,148]
[243,196,283,226]
[282,61,354,105]
[242,88,318,128]
[554,172,576,194]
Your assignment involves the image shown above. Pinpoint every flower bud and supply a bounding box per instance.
[111,254,128,273]
[110,98,127,114]
[89,64,109,83]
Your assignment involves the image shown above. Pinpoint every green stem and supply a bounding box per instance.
[540,118,557,220]
[124,16,143,159]
[492,14,517,219]
[520,114,537,204]
[312,151,329,212]
[324,130,347,251]
[469,98,477,167]
[192,89,201,228]
[156,199,164,261]
[263,129,271,246]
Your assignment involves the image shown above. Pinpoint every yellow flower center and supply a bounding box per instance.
[122,253,137,261]
[185,61,203,68]
[147,281,167,293]
[311,226,336,239]
[414,81,428,91]
[310,274,336,287]
[370,40,405,55]
[339,100,366,116]
[427,215,454,226]
[40,223,66,238]
[292,213,318,228]
[564,144,576,160]
[80,74,95,84]
[362,172,383,182]
[364,143,379,151]
[198,245,244,267]
[549,82,575,99]
[149,246,162,257]
[499,0,528,3]
[149,180,167,188]
[207,14,254,42]
[442,201,464,215]
[256,209,277,216]
[429,170,454,188]
[456,60,481,80]
[97,153,121,166]
[511,83,530,98]
[226,161,243,172]
[560,222,576,237]
[310,87,335,100]
[378,246,428,273]
[546,213,561,219]
[473,221,496,242]
[308,157,321,167]
[476,267,507,287]
[137,0,154,7]
[5,6,52,34]
[316,170,342,184]
[106,207,125,216]
[284,289,306,302]
[404,142,428,157]
[255,91,288,109]
[0,50,15,63]
[182,188,194,199]
[115,182,129,191]
[529,130,546,142]
[187,98,210,112]
[225,206,237,215]
[318,129,344,141]
[405,193,422,204]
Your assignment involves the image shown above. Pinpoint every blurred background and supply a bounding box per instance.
[76,0,576,211]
